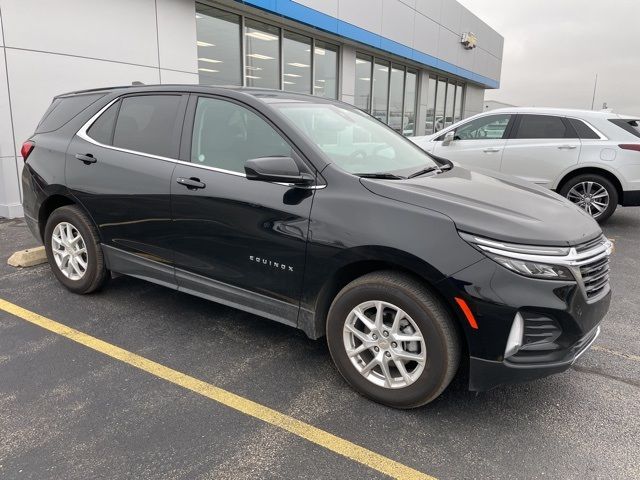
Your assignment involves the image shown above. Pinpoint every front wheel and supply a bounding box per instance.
[559,174,618,223]
[326,271,460,408]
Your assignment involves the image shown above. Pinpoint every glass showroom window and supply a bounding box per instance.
[372,60,390,123]
[403,69,417,136]
[454,84,464,123]
[314,41,338,99]
[283,32,312,94]
[425,76,437,134]
[245,19,280,89]
[434,78,447,132]
[388,64,404,133]
[195,5,242,86]
[355,54,373,112]
[444,80,456,128]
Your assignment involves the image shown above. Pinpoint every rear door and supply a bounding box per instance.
[500,114,581,186]
[169,95,316,325]
[66,93,188,285]
[432,113,513,171]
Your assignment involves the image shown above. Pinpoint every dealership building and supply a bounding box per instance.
[0,0,503,218]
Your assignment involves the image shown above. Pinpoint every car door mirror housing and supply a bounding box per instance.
[244,156,314,185]
[442,131,455,146]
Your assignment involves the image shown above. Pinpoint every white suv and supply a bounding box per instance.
[411,108,640,222]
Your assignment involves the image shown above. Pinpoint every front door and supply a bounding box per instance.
[66,93,188,285]
[432,113,513,172]
[170,95,316,325]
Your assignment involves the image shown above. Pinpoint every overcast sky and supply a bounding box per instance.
[458,0,640,115]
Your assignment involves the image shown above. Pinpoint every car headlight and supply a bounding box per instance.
[459,232,575,281]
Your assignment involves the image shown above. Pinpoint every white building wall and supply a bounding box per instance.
[0,0,198,218]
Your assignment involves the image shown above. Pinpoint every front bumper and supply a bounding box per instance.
[468,325,600,391]
[436,257,611,392]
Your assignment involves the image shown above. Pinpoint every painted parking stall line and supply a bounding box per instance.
[0,298,435,480]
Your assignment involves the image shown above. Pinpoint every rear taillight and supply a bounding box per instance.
[619,144,640,152]
[21,140,35,161]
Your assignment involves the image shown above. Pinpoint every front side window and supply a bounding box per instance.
[191,97,291,174]
[112,95,183,158]
[274,102,437,175]
[515,115,569,139]
[450,114,512,141]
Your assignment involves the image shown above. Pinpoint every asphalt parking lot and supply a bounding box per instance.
[1,210,639,480]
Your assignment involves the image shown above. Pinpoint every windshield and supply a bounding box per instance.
[273,102,437,175]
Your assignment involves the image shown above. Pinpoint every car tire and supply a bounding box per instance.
[44,205,109,294]
[326,271,460,408]
[559,174,618,223]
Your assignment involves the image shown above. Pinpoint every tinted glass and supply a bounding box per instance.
[388,65,404,133]
[245,19,280,89]
[191,97,291,173]
[372,60,389,123]
[283,32,311,94]
[516,115,568,139]
[87,101,119,145]
[196,5,241,86]
[609,118,640,139]
[274,102,438,175]
[454,84,464,123]
[113,95,182,158]
[403,70,417,136]
[444,81,456,127]
[568,118,600,139]
[452,114,511,140]
[313,41,338,98]
[36,93,104,134]
[355,54,372,112]
[425,77,437,134]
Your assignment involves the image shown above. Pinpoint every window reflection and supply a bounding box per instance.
[196,6,241,86]
[434,79,447,132]
[388,64,404,133]
[403,70,417,136]
[245,19,280,89]
[283,32,311,94]
[426,76,437,134]
[454,84,464,123]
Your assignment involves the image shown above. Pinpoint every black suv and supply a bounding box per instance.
[21,85,612,408]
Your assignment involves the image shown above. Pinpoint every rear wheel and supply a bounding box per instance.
[44,205,109,294]
[559,174,618,223]
[326,271,460,408]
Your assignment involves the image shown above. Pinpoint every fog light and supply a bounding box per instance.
[504,312,524,358]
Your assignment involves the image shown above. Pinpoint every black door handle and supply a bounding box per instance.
[176,177,206,190]
[75,153,97,164]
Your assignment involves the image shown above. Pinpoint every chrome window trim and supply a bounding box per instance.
[76,97,325,189]
[565,116,608,140]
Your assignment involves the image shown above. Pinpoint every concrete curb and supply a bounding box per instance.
[7,246,47,267]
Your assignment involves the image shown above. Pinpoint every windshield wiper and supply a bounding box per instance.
[407,166,441,179]
[355,172,405,180]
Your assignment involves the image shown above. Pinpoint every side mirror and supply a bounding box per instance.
[244,156,314,185]
[442,131,455,146]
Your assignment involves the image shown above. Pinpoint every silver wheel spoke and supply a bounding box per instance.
[51,222,88,281]
[343,300,427,389]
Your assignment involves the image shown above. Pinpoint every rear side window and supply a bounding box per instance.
[87,101,120,145]
[515,115,570,139]
[609,119,640,139]
[568,118,600,139]
[112,95,183,158]
[35,93,104,133]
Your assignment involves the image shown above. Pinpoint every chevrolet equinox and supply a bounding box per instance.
[21,85,612,408]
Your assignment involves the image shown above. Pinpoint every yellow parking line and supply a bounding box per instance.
[0,298,435,480]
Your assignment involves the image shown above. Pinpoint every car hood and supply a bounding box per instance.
[360,166,602,246]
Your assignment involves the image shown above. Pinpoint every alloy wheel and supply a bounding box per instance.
[566,181,610,218]
[343,300,426,389]
[51,222,88,281]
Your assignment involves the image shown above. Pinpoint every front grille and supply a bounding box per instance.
[574,236,611,300]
